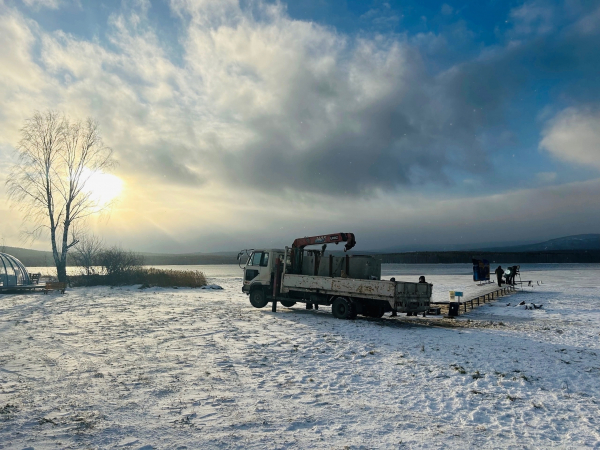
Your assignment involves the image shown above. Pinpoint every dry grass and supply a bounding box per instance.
[138,268,207,288]
[69,268,207,288]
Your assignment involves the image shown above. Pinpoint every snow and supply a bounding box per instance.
[201,285,224,290]
[1,264,599,448]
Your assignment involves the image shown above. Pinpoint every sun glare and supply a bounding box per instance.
[83,168,124,207]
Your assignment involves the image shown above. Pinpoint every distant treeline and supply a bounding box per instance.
[2,246,57,267]
[141,253,238,266]
[2,246,238,267]
[377,250,600,264]
[6,245,600,267]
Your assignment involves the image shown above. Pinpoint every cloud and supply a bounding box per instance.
[33,5,205,184]
[175,1,507,195]
[171,0,600,196]
[0,9,43,87]
[6,0,492,196]
[440,4,453,16]
[1,0,598,199]
[1,0,600,252]
[540,107,600,170]
[509,1,555,35]
[575,5,600,35]
[535,171,557,183]
[21,0,62,10]
[100,176,600,253]
[360,3,400,28]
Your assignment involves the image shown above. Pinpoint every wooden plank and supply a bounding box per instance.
[433,284,518,316]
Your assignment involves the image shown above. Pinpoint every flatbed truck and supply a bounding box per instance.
[240,233,432,319]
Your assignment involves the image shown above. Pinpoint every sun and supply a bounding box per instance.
[82,168,124,207]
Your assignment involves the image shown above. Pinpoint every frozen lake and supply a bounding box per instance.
[1,264,599,448]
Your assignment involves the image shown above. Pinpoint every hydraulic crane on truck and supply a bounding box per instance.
[290,232,357,274]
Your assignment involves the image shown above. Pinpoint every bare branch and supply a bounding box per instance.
[72,234,104,276]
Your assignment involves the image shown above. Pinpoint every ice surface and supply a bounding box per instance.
[1,264,599,448]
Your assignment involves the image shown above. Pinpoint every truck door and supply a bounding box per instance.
[244,251,270,282]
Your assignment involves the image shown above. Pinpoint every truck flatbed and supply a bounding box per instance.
[282,274,431,311]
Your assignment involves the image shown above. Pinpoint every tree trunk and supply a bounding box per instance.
[56,259,68,283]
[50,226,64,282]
[57,204,71,283]
[56,223,68,283]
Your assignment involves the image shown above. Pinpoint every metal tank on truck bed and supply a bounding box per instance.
[239,233,433,319]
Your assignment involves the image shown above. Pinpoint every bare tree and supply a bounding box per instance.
[6,111,116,282]
[71,234,104,276]
[98,246,144,281]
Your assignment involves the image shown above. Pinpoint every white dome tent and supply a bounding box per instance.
[0,253,31,289]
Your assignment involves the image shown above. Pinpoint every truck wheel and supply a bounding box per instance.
[332,297,356,320]
[250,289,268,308]
[280,300,296,308]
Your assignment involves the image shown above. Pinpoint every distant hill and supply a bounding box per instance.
[475,234,600,252]
[1,246,56,267]
[3,233,599,267]
[1,246,239,267]
[371,234,600,254]
[378,249,600,264]
[377,234,600,264]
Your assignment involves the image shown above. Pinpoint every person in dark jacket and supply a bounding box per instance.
[406,276,428,316]
[389,278,398,317]
[510,265,519,285]
[495,266,504,286]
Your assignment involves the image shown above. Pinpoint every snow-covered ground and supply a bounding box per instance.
[1,264,599,449]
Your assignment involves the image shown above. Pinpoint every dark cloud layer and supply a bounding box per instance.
[210,44,488,195]
[195,2,600,196]
[5,0,598,198]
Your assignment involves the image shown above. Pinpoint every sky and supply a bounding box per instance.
[0,0,599,253]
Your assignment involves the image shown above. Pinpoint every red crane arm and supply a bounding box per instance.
[292,233,357,252]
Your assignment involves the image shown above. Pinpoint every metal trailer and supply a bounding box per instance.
[240,246,432,320]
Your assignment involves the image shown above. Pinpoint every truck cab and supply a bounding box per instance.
[242,249,284,294]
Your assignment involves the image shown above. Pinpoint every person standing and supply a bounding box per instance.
[390,278,397,316]
[511,265,519,285]
[495,266,504,286]
[507,267,514,285]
